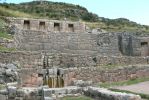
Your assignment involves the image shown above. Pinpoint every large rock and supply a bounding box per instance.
[83,87,141,100]
[6,64,17,70]
[73,80,92,87]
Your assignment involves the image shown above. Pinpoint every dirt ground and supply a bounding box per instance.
[114,81,149,95]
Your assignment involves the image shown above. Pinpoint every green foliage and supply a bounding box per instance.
[0,17,13,39]
[0,17,6,32]
[0,1,99,22]
[98,77,149,88]
[61,96,93,100]
[0,6,33,17]
[86,20,149,33]
[81,12,99,22]
[0,32,12,39]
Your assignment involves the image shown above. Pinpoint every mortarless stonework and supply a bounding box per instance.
[67,65,149,83]
[0,51,149,68]
[0,17,149,100]
[8,17,146,56]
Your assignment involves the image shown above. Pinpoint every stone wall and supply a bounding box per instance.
[14,30,145,57]
[1,51,149,86]
[9,17,145,56]
[14,30,124,56]
[1,51,149,89]
[66,65,149,83]
[0,51,42,68]
[0,51,149,68]
[18,65,149,87]
[118,33,141,56]
[19,68,43,87]
[1,86,141,100]
[9,17,86,33]
[84,87,141,100]
[0,38,14,48]
[17,64,149,86]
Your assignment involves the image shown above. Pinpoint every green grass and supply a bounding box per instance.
[0,45,16,52]
[99,77,149,88]
[0,32,13,39]
[0,17,12,39]
[86,21,149,33]
[110,89,149,100]
[98,77,149,99]
[61,96,93,100]
[0,6,33,18]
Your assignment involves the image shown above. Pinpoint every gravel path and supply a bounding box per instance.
[114,81,149,95]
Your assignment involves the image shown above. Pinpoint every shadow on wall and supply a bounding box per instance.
[118,34,134,56]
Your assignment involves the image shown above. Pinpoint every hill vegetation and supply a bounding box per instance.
[0,1,149,33]
[0,16,12,39]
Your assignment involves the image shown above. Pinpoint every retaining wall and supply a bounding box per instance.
[0,51,149,68]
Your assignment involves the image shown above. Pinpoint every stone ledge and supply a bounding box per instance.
[84,86,141,100]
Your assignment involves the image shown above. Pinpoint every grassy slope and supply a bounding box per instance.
[0,32,12,39]
[0,1,149,33]
[0,17,13,39]
[0,6,33,18]
[99,77,149,88]
[86,20,149,33]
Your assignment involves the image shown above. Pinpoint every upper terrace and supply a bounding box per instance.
[10,18,86,33]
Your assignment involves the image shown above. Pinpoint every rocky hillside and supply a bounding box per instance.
[0,1,99,22]
[0,1,149,33]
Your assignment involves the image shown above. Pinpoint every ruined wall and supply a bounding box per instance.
[13,29,148,57]
[118,33,141,56]
[84,87,141,100]
[10,18,85,33]
[0,51,42,68]
[66,65,149,83]
[15,30,124,55]
[0,38,14,48]
[1,51,149,86]
[6,17,149,57]
[10,17,132,56]
[0,51,149,68]
[16,64,149,87]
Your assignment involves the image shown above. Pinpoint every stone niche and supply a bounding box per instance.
[139,37,149,57]
[23,20,30,30]
[39,21,46,30]
[68,24,74,32]
[141,42,149,56]
[10,18,86,33]
[54,22,60,31]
